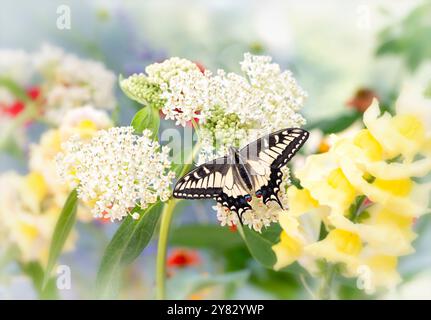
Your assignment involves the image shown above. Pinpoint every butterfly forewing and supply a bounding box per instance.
[240,128,309,206]
[173,156,229,199]
[173,157,253,217]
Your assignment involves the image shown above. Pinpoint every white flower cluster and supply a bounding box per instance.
[0,44,116,124]
[33,44,116,123]
[155,53,307,163]
[145,57,201,85]
[213,167,291,232]
[0,49,34,86]
[56,127,175,221]
[160,69,212,126]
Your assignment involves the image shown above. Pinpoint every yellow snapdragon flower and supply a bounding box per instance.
[273,85,431,293]
[0,172,76,265]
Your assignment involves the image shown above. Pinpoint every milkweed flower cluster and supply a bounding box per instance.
[56,127,175,221]
[272,85,431,293]
[0,45,115,125]
[121,53,307,160]
[121,53,307,232]
[33,44,116,123]
[29,106,113,221]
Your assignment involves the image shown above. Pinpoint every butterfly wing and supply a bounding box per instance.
[239,128,309,207]
[173,156,228,199]
[173,157,252,218]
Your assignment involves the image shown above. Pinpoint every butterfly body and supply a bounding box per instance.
[173,128,309,223]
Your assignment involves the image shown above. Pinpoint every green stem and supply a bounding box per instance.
[155,198,178,300]
[155,138,200,300]
[318,263,336,300]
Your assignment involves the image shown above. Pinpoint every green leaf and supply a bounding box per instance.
[130,106,160,139]
[43,189,78,289]
[170,224,243,251]
[305,110,361,134]
[239,224,281,269]
[0,77,30,103]
[96,202,163,298]
[22,261,59,299]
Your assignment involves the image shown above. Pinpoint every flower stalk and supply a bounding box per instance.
[155,139,200,300]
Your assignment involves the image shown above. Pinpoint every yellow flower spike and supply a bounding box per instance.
[326,168,357,210]
[328,209,415,256]
[273,212,321,271]
[374,207,413,230]
[297,152,357,214]
[327,229,362,256]
[372,178,413,197]
[273,214,305,269]
[392,115,426,143]
[334,134,431,179]
[353,129,383,161]
[355,254,401,293]
[364,99,427,159]
[272,231,303,270]
[365,158,431,180]
[18,222,39,240]
[287,186,319,216]
[25,172,48,202]
[338,157,430,218]
[305,229,362,272]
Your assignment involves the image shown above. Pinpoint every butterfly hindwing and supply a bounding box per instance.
[216,166,252,217]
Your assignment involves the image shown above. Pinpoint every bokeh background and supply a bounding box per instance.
[1,0,430,299]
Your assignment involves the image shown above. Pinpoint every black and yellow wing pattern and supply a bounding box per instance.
[173,128,309,222]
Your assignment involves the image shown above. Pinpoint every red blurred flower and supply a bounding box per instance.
[2,101,25,117]
[167,249,200,268]
[26,86,41,101]
[194,62,205,74]
[1,86,42,118]
[229,224,237,232]
[347,88,378,113]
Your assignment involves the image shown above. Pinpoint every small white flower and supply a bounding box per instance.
[56,127,175,221]
[160,69,211,126]
[213,167,291,232]
[132,212,140,220]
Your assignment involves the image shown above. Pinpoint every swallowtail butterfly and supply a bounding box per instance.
[173,128,309,223]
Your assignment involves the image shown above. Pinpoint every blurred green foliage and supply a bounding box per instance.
[376,1,431,72]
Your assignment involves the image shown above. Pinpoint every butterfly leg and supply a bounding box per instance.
[235,210,244,226]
